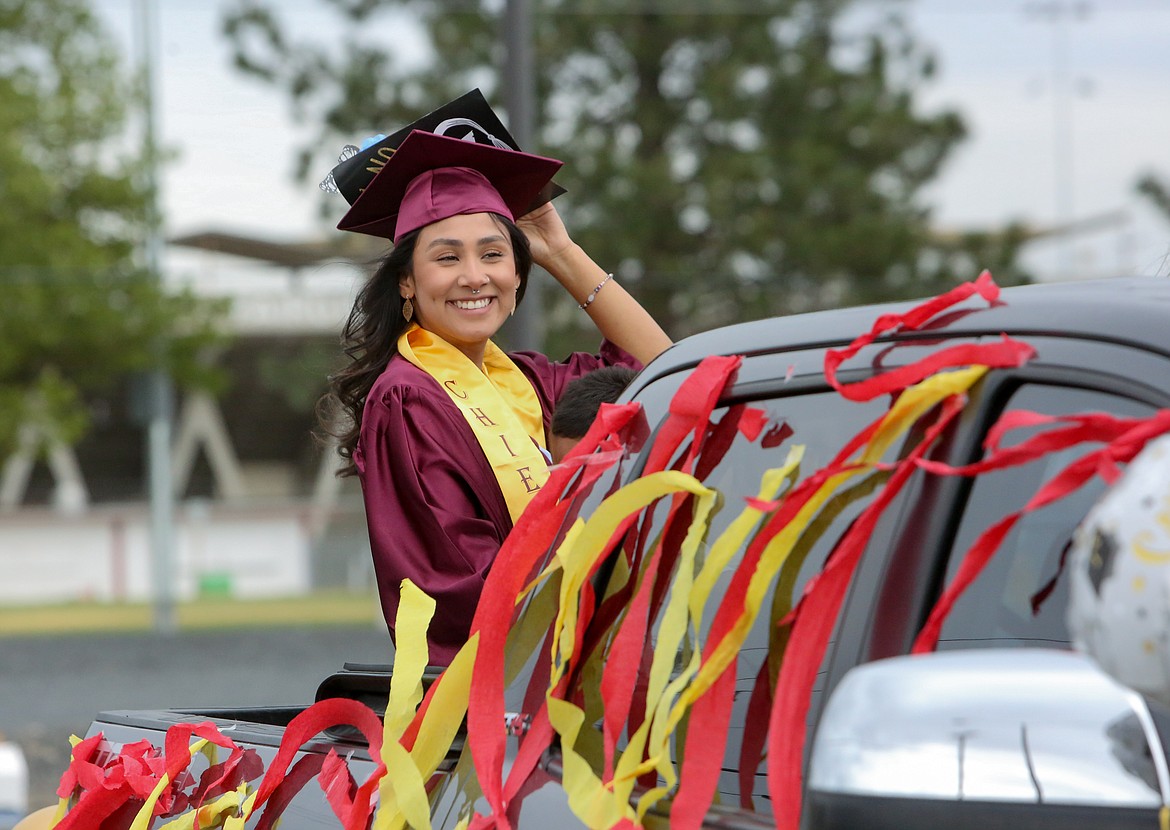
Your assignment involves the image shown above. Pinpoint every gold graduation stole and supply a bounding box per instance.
[397,324,549,523]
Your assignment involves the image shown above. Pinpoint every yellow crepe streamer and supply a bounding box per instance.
[690,451,803,632]
[553,366,987,829]
[633,453,802,819]
[547,698,630,830]
[378,741,434,830]
[545,472,716,827]
[386,579,435,736]
[373,635,479,830]
[686,366,986,702]
[547,472,713,693]
[373,579,436,830]
[573,485,717,821]
[615,484,719,794]
[155,789,244,830]
[402,634,478,785]
[222,788,257,830]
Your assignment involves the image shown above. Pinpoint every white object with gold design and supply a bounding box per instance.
[1068,434,1170,708]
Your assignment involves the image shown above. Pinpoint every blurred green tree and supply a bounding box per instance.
[1137,172,1170,223]
[0,0,227,456]
[223,0,1028,352]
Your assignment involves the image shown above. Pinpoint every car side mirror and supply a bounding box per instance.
[804,648,1169,830]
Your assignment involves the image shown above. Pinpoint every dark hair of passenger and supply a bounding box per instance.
[551,365,639,440]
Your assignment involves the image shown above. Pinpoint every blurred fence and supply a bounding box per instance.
[0,496,371,606]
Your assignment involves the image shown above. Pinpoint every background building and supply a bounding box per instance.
[0,233,379,605]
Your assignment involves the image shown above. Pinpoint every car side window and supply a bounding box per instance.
[936,384,1154,651]
[694,392,892,621]
[619,380,892,813]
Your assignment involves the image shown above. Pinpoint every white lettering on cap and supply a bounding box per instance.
[432,117,511,149]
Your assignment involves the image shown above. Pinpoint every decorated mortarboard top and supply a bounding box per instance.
[328,89,566,241]
[337,131,563,241]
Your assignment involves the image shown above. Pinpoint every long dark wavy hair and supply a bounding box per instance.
[319,212,533,477]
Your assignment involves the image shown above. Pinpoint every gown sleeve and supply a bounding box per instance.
[511,339,643,431]
[355,379,513,666]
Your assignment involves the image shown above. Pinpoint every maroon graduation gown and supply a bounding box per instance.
[353,341,639,665]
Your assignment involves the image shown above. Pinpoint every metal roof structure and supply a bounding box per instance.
[169,230,385,269]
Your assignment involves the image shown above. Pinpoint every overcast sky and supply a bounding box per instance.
[93,0,1170,282]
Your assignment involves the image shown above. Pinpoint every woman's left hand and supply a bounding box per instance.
[516,201,574,271]
[516,198,672,365]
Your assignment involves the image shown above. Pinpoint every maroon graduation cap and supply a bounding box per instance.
[336,130,563,242]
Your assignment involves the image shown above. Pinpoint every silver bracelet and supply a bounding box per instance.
[578,272,614,310]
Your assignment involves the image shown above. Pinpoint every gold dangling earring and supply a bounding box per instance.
[511,286,518,317]
[402,296,414,322]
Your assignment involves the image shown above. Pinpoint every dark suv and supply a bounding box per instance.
[87,276,1170,830]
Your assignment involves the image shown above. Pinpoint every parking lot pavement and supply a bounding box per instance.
[0,625,393,811]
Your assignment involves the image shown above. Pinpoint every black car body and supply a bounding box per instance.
[85,276,1170,829]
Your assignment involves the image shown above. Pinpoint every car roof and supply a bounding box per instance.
[648,276,1170,377]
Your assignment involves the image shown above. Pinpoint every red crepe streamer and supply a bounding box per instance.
[466,404,645,828]
[318,750,359,824]
[55,723,259,830]
[191,745,262,810]
[597,363,748,785]
[913,408,1170,654]
[467,358,743,828]
[254,754,327,830]
[598,509,683,782]
[660,459,840,827]
[244,697,385,830]
[640,356,743,475]
[769,396,966,830]
[829,272,997,376]
[668,660,737,830]
[737,405,769,443]
[824,272,1035,402]
[737,658,773,810]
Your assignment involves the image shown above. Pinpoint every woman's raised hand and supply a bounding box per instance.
[516,199,671,365]
[516,201,575,272]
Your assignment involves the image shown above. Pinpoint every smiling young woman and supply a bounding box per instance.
[320,128,670,664]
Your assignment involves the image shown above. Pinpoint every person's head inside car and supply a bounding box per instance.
[550,365,637,463]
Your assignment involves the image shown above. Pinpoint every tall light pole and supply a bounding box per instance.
[503,0,542,351]
[133,0,177,635]
[1026,1,1092,276]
